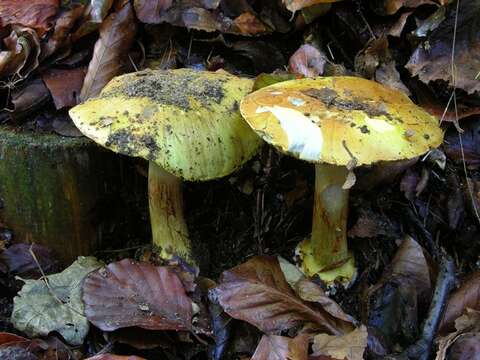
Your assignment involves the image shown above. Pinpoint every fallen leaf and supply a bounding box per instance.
[211,256,353,336]
[0,0,59,36]
[0,243,58,279]
[370,0,436,15]
[366,236,434,349]
[41,5,85,60]
[355,36,410,95]
[72,0,115,41]
[278,257,355,327]
[0,26,41,78]
[406,1,480,95]
[82,259,192,331]
[283,0,342,13]
[439,271,480,335]
[0,333,29,346]
[7,78,51,121]
[436,310,480,360]
[134,0,172,23]
[289,44,328,78]
[312,326,368,360]
[80,0,137,101]
[232,12,270,36]
[251,334,309,360]
[443,120,480,169]
[0,32,27,78]
[42,67,86,109]
[11,256,103,345]
[85,355,146,360]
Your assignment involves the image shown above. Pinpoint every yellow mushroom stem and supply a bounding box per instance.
[148,162,192,262]
[298,163,356,283]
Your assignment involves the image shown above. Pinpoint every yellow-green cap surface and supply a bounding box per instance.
[240,76,443,166]
[69,68,261,181]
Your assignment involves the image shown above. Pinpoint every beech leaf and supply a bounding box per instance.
[134,0,173,23]
[211,256,354,336]
[251,334,309,360]
[82,259,193,332]
[80,0,137,101]
[283,0,342,13]
[0,0,59,36]
[11,256,103,345]
[312,326,368,360]
[439,271,480,334]
[42,67,86,109]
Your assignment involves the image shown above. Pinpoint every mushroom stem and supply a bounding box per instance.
[148,162,192,262]
[298,163,355,283]
[312,163,350,268]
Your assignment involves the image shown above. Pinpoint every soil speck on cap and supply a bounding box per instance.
[102,70,226,111]
[302,87,395,121]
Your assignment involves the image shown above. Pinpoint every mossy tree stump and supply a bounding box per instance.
[0,126,132,264]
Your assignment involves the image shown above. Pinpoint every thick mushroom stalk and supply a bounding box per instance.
[297,163,356,283]
[149,162,191,262]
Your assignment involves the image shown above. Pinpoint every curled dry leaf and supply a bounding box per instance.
[251,334,309,360]
[80,0,137,101]
[0,333,72,360]
[72,0,115,41]
[42,67,86,109]
[211,256,354,336]
[0,26,41,78]
[0,243,58,279]
[312,326,368,360]
[82,259,192,332]
[289,44,327,78]
[134,0,173,23]
[7,78,51,120]
[370,0,436,15]
[283,0,342,13]
[406,1,480,95]
[41,5,85,61]
[436,310,480,360]
[0,0,59,36]
[11,256,103,345]
[438,271,480,335]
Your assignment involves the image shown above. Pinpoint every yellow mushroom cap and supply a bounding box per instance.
[239,76,443,166]
[69,68,261,181]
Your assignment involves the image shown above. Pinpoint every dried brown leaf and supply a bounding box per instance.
[83,259,193,332]
[41,5,85,60]
[371,0,436,15]
[0,0,59,36]
[436,310,480,360]
[283,0,342,13]
[444,121,480,169]
[80,1,137,101]
[8,78,51,120]
[212,256,353,336]
[312,326,368,360]
[0,243,58,279]
[85,355,146,360]
[252,334,309,360]
[289,44,327,78]
[134,0,173,23]
[0,31,27,78]
[42,67,86,109]
[232,12,270,36]
[406,1,480,95]
[439,271,480,335]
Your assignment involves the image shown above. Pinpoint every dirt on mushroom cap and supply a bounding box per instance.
[239,76,444,166]
[69,68,262,181]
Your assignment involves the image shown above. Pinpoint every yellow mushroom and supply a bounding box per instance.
[69,68,261,263]
[240,76,443,285]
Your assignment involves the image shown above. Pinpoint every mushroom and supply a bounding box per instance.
[69,68,261,263]
[239,76,443,284]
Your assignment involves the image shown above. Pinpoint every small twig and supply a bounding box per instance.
[386,252,456,360]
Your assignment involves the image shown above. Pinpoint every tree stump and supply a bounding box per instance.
[0,125,134,264]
